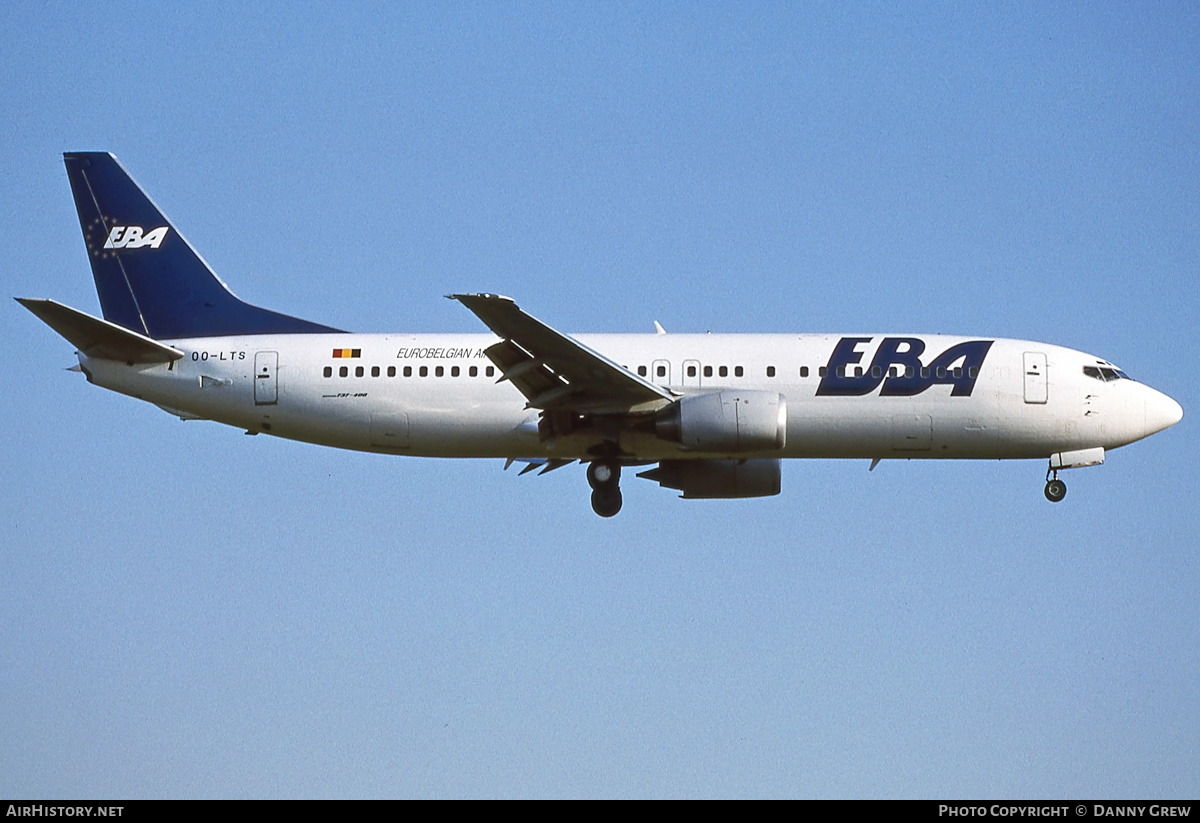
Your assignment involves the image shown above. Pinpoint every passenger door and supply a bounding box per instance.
[1023,352,1047,404]
[254,351,278,405]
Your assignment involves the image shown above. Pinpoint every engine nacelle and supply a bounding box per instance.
[656,390,786,452]
[637,459,782,499]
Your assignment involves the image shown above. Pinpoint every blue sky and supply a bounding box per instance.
[2,1,1197,798]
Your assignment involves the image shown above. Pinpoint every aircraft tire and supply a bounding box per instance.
[587,460,620,490]
[591,488,623,517]
[1044,479,1067,503]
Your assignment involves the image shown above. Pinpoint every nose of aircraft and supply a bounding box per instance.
[1144,386,1183,437]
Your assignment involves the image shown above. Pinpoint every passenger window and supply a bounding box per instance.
[435,366,444,377]
[818,366,827,377]
[888,367,898,378]
[906,367,915,378]
[936,367,945,378]
[339,366,348,377]
[656,365,666,378]
[470,366,478,377]
[419,366,428,377]
[451,366,460,377]
[920,367,929,378]
[800,366,809,378]
[371,366,380,377]
[968,367,978,378]
[638,366,647,377]
[486,366,495,377]
[871,366,881,378]
[387,366,396,377]
[404,366,412,377]
[355,366,364,377]
[735,366,743,377]
[719,366,728,378]
[323,366,332,378]
[704,365,713,378]
[953,367,962,378]
[767,366,775,377]
[687,365,697,378]
[854,366,863,378]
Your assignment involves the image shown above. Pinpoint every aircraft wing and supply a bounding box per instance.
[17,298,184,363]
[450,293,674,414]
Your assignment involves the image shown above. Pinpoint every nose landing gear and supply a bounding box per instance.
[1044,466,1067,503]
[587,460,622,517]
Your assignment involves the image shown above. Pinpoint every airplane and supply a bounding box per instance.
[19,152,1183,517]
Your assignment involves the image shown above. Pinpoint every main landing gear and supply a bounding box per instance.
[587,460,622,517]
[1044,466,1067,503]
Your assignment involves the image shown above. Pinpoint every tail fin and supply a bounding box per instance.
[63,152,341,339]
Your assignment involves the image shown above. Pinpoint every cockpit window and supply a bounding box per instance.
[1083,365,1132,382]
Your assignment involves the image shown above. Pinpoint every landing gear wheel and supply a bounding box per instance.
[591,488,623,517]
[587,456,622,516]
[587,460,621,490]
[1044,478,1067,503]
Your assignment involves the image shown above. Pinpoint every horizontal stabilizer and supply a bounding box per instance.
[16,298,183,363]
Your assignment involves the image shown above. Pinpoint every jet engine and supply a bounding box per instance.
[655,391,787,452]
[637,459,781,499]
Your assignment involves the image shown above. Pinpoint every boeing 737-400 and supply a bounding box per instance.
[19,153,1183,516]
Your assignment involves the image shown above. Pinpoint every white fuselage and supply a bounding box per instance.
[78,332,1181,463]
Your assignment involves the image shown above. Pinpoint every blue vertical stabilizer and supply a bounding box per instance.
[63,152,342,339]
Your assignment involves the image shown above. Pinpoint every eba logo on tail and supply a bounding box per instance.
[104,226,169,250]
